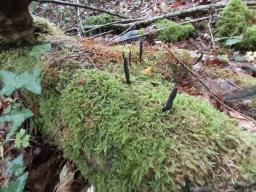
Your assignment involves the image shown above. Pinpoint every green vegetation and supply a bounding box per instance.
[38,69,256,192]
[215,0,256,50]
[84,13,117,25]
[215,0,254,37]
[241,25,256,50]
[2,41,256,191]
[155,19,196,42]
[33,16,60,37]
[0,61,44,191]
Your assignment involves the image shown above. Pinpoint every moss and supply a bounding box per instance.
[0,47,38,72]
[215,0,255,37]
[155,19,196,42]
[39,69,256,192]
[84,13,117,26]
[2,40,256,191]
[33,16,60,36]
[241,25,256,51]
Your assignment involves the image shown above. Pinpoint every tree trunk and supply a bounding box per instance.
[0,0,33,44]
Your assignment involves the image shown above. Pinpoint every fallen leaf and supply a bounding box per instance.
[144,67,153,77]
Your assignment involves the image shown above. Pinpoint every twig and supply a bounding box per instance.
[83,18,142,34]
[207,16,215,50]
[35,0,127,19]
[35,10,49,16]
[87,56,98,69]
[163,45,256,125]
[74,0,84,38]
[89,30,113,39]
[112,23,137,41]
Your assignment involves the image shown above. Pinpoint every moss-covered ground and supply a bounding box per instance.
[1,17,256,192]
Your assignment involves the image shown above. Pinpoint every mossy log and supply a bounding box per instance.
[1,38,256,192]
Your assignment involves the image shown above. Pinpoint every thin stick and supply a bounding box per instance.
[35,0,127,19]
[87,56,98,69]
[163,45,256,125]
[89,30,113,39]
[207,16,216,50]
[112,22,136,41]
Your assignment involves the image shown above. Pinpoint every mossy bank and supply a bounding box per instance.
[1,28,256,192]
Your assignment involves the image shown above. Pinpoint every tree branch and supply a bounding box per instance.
[35,0,127,19]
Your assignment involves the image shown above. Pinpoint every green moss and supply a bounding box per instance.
[84,13,117,26]
[0,47,38,72]
[215,0,255,37]
[40,69,256,192]
[241,25,256,50]
[155,19,196,42]
[33,16,60,36]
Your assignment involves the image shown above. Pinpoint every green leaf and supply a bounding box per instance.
[7,155,25,177]
[0,108,33,140]
[215,37,228,41]
[225,38,242,46]
[1,155,28,192]
[15,129,30,148]
[0,173,28,192]
[0,71,18,96]
[0,67,41,96]
[29,43,52,58]
[17,67,42,94]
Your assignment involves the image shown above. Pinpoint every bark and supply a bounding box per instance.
[0,0,33,44]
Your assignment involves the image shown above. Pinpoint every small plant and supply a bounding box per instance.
[0,43,50,191]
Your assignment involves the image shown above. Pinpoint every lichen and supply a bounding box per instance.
[39,69,256,192]
[155,19,196,42]
[215,0,256,37]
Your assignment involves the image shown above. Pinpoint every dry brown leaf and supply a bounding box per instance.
[55,162,75,192]
[144,67,153,77]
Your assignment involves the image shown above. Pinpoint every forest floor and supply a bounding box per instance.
[1,0,256,191]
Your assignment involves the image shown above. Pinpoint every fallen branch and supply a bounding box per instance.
[112,16,211,43]
[109,1,256,28]
[83,18,142,34]
[35,0,127,19]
